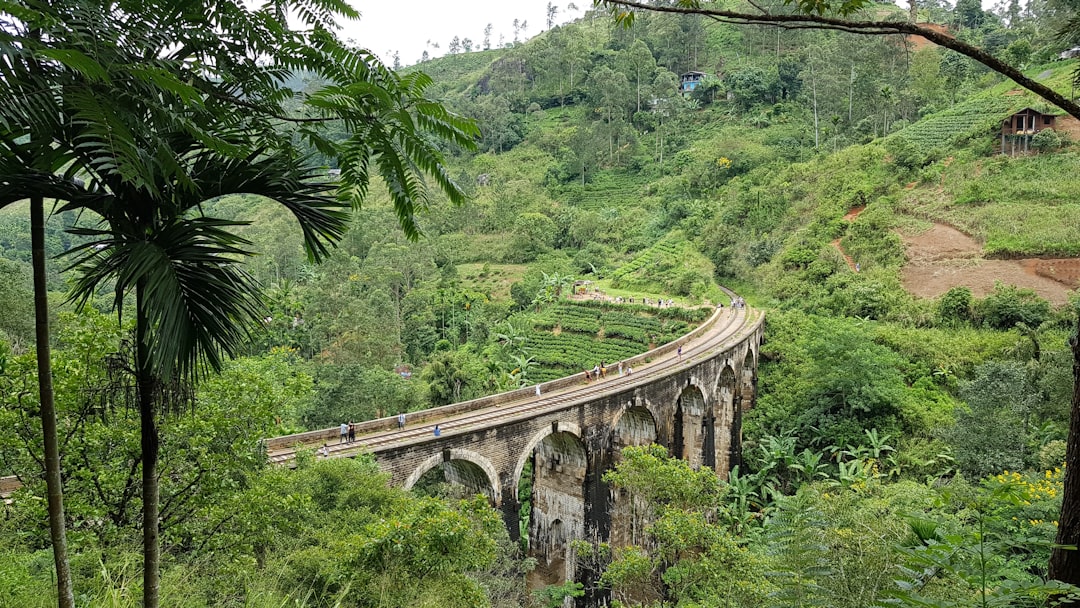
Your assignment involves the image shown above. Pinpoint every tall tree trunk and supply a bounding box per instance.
[658,120,664,175]
[1049,313,1080,598]
[31,196,75,608]
[810,56,820,149]
[848,64,855,123]
[136,280,160,608]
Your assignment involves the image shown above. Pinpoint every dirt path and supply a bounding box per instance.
[831,238,857,271]
[831,206,866,271]
[899,223,1078,305]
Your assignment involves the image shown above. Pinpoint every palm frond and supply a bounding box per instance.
[66,216,263,379]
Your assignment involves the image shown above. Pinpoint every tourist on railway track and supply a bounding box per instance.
[339,422,348,444]
[433,425,441,437]
[347,421,355,443]
[398,412,406,429]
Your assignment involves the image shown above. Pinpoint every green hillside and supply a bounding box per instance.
[5,1,1080,606]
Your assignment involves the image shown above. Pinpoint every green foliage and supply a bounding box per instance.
[514,301,702,380]
[883,474,1080,607]
[507,212,557,262]
[886,136,931,173]
[0,257,33,347]
[303,364,421,428]
[764,493,832,608]
[938,287,975,327]
[1031,128,1066,152]
[945,360,1038,478]
[976,283,1051,330]
[533,581,585,607]
[600,446,773,605]
[754,312,916,449]
[605,445,724,511]
[610,231,719,300]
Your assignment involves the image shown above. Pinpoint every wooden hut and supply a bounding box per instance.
[1001,108,1057,155]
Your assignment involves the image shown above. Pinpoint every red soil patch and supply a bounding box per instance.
[843,206,866,221]
[899,223,1078,305]
[906,22,953,53]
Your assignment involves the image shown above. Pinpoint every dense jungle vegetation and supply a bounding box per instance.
[3,0,1080,605]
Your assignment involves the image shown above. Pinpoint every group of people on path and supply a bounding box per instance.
[339,421,356,444]
[607,295,676,308]
[320,421,358,458]
[584,360,633,383]
[321,414,409,457]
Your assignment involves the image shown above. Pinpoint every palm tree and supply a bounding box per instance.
[62,142,349,608]
[879,85,895,135]
[4,4,476,606]
[0,27,90,608]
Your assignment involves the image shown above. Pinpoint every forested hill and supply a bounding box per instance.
[4,1,1080,606]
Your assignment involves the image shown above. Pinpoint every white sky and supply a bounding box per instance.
[343,0,585,66]
[342,0,998,67]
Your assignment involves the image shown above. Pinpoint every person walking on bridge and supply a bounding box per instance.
[433,425,441,437]
[339,422,348,444]
[398,412,406,430]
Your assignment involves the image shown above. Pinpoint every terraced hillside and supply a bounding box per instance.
[891,70,1073,152]
[516,301,710,382]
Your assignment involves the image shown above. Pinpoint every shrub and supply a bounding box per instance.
[976,283,1051,330]
[1031,128,1065,153]
[936,286,973,327]
[1039,440,1067,471]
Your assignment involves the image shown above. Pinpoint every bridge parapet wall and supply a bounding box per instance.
[264,304,730,452]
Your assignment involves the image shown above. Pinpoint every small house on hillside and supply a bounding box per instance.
[680,71,707,95]
[1001,108,1058,154]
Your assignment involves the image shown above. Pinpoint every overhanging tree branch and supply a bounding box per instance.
[597,0,1080,121]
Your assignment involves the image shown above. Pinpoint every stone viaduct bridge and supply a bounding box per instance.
[265,301,764,588]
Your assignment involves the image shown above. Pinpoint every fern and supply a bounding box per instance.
[763,493,832,608]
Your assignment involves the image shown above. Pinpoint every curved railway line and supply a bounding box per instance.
[267,301,760,466]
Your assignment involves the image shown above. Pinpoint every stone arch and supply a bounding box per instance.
[609,406,659,549]
[738,348,758,412]
[673,384,708,469]
[512,421,583,492]
[403,448,501,505]
[611,406,658,461]
[715,365,738,477]
[525,428,588,588]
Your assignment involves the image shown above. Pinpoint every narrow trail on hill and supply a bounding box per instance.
[831,206,865,271]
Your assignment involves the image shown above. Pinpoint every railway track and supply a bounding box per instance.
[268,303,760,465]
